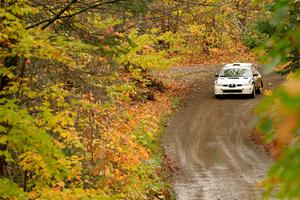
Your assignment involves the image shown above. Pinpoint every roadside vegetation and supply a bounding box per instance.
[0,0,299,199]
[253,1,300,199]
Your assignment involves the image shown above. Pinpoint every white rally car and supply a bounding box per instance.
[214,63,263,98]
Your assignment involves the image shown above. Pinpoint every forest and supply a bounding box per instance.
[0,0,299,199]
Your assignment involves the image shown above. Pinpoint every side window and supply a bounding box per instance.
[251,66,258,74]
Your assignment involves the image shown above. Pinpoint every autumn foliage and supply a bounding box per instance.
[254,0,300,198]
[1,0,297,199]
[0,0,180,198]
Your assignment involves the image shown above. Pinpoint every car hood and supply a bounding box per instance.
[216,77,252,84]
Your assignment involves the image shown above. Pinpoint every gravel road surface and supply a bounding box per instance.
[162,66,282,200]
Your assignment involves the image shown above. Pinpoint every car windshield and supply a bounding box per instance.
[219,68,252,78]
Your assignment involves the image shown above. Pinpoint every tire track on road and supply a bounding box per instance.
[162,66,281,200]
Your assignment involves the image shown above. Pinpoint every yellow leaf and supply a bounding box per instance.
[283,79,300,96]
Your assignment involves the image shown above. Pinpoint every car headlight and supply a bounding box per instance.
[243,80,252,86]
[215,82,223,86]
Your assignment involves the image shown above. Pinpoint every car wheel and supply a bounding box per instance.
[215,94,221,99]
[250,85,256,99]
[256,81,263,94]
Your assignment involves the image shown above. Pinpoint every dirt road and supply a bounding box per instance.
[162,66,282,200]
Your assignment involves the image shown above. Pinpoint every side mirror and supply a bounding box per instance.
[215,73,219,77]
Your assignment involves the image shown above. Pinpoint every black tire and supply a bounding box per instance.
[256,81,263,94]
[250,85,256,98]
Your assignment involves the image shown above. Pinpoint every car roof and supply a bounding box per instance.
[223,63,253,69]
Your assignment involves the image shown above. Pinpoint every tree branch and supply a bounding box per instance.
[62,0,122,20]
[26,0,122,30]
[174,0,223,7]
[41,0,79,30]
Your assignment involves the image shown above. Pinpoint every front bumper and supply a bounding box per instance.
[214,85,254,95]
